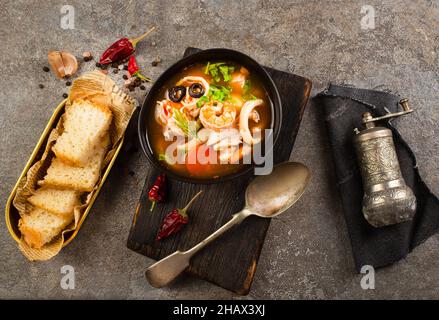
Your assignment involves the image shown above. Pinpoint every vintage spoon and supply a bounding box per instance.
[145,162,310,288]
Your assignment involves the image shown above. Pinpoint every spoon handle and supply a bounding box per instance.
[185,208,251,256]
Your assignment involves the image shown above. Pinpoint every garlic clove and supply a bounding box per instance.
[47,50,78,78]
[48,51,65,78]
[60,51,78,76]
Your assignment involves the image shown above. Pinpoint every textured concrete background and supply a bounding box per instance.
[1,0,438,299]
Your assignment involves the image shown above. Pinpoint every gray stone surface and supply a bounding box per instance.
[1,0,438,299]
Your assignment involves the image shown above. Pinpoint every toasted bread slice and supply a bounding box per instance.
[18,208,73,249]
[39,135,110,192]
[53,99,112,167]
[27,188,80,219]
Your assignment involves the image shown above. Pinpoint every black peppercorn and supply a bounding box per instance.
[152,57,161,66]
[140,85,146,90]
[83,52,93,62]
[123,74,128,80]
[39,84,44,89]
[43,66,50,72]
[65,81,72,86]
[62,93,68,98]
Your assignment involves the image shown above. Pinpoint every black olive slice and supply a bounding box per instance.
[188,83,205,98]
[168,86,186,102]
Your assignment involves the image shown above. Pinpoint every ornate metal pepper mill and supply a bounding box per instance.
[354,99,416,228]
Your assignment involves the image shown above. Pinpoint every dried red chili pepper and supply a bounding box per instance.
[148,173,166,212]
[128,56,151,81]
[99,26,156,65]
[156,190,203,240]
[156,209,188,240]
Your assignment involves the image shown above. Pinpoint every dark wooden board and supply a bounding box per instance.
[127,48,312,295]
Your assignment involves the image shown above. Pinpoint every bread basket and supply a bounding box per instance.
[5,99,125,248]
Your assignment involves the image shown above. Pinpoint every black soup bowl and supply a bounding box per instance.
[138,48,282,184]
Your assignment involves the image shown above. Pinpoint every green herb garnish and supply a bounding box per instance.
[196,95,209,108]
[208,84,232,102]
[219,64,234,82]
[205,62,234,83]
[173,108,198,138]
[204,62,210,74]
[243,80,251,95]
[205,62,223,82]
[195,85,231,108]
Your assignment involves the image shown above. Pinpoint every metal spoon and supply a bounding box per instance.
[145,162,311,288]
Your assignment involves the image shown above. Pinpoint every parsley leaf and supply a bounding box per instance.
[195,85,232,109]
[196,95,209,108]
[208,84,232,102]
[219,65,235,82]
[205,62,234,83]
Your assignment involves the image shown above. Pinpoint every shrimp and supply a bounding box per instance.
[199,102,237,130]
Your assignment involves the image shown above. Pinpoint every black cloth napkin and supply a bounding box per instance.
[317,84,439,271]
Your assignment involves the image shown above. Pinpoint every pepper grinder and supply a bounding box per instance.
[354,99,416,227]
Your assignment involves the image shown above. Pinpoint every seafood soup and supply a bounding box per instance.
[147,61,272,179]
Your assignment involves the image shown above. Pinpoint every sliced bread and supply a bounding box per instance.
[27,188,80,219]
[39,135,110,192]
[18,208,73,249]
[52,99,112,167]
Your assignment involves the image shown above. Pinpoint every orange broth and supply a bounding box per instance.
[147,62,272,179]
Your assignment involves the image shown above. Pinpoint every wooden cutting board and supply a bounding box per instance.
[127,47,312,295]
